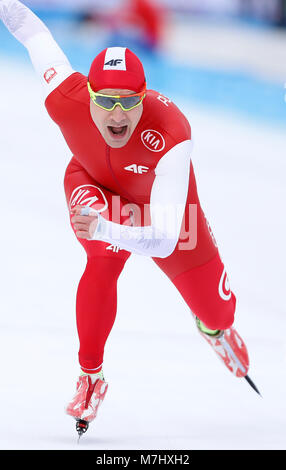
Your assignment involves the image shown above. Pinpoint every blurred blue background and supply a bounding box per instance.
[1,0,285,127]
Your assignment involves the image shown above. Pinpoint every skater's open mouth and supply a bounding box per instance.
[107,125,128,138]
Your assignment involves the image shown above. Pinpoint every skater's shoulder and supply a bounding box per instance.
[45,72,90,122]
[142,89,191,145]
[46,72,89,103]
[45,72,89,104]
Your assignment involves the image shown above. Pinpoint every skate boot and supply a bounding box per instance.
[195,317,260,394]
[66,371,108,437]
[195,317,249,377]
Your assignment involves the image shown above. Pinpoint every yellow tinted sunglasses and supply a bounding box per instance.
[87,81,146,111]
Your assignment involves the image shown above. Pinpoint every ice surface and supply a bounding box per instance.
[0,61,285,450]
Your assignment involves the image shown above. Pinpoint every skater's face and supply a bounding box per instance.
[90,88,143,148]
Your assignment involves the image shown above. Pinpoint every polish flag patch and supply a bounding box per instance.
[44,68,57,84]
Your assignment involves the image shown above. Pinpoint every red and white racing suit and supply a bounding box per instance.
[0,1,236,374]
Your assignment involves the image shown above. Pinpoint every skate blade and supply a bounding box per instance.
[244,374,262,396]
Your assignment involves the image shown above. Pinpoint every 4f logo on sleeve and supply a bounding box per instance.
[103,47,127,70]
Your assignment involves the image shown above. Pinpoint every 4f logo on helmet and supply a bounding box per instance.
[104,59,123,67]
[103,47,127,70]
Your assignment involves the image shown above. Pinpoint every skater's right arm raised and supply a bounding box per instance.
[0,0,74,98]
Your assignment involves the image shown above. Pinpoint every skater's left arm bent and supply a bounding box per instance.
[71,139,193,258]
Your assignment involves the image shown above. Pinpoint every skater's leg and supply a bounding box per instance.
[153,230,250,378]
[152,164,251,379]
[64,158,132,372]
[171,252,236,331]
[64,158,133,427]
[151,161,231,330]
[76,254,129,373]
[65,244,129,424]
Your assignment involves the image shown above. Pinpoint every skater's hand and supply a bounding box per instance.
[70,205,99,240]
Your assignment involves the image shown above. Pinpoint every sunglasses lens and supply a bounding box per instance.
[94,95,142,110]
[94,96,117,110]
[119,96,142,109]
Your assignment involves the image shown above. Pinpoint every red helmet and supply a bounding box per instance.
[88,47,146,93]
